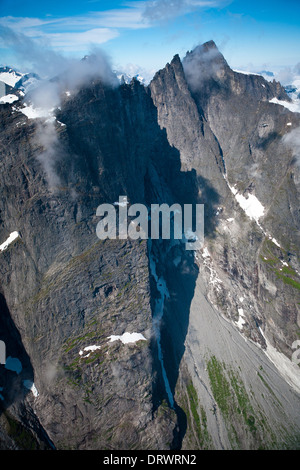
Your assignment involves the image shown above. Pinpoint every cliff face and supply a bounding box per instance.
[0,78,188,449]
[150,41,300,353]
[0,41,300,450]
[149,41,300,449]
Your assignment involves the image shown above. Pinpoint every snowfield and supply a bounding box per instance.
[0,231,20,252]
[108,332,146,344]
[0,70,23,87]
[0,94,19,104]
[269,97,300,113]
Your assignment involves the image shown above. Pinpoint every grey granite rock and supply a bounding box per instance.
[0,41,299,450]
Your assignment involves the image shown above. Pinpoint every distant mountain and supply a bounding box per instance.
[285,81,300,100]
[114,70,147,85]
[0,66,24,88]
[0,66,40,90]
[14,72,40,93]
[259,70,275,78]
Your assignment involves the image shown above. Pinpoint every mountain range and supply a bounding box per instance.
[0,40,299,450]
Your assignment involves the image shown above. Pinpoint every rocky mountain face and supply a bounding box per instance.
[0,41,299,450]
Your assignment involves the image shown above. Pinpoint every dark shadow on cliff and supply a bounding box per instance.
[0,293,53,449]
[257,131,280,151]
[0,293,33,409]
[143,117,221,449]
[160,175,220,449]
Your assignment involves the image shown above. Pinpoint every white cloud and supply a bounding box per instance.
[269,97,300,114]
[0,4,148,38]
[48,28,120,51]
[141,0,230,21]
[88,8,149,29]
[0,0,231,59]
[115,62,157,84]
[0,16,51,31]
[283,127,300,167]
[0,5,148,63]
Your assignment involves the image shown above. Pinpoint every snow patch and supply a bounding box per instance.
[79,345,101,358]
[202,247,210,258]
[234,192,265,222]
[23,380,39,397]
[113,197,129,207]
[0,71,23,87]
[0,94,19,104]
[233,69,261,76]
[19,103,54,119]
[224,177,284,254]
[0,231,20,252]
[236,308,246,330]
[108,332,146,345]
[269,236,281,248]
[269,97,300,113]
[225,177,264,223]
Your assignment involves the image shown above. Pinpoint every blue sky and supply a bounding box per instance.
[0,0,299,78]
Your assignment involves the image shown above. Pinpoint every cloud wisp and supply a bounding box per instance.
[0,24,69,78]
[2,24,119,191]
[283,127,300,169]
[35,120,64,190]
[0,4,148,57]
[182,40,224,92]
[29,49,118,190]
[142,0,230,22]
[0,0,231,60]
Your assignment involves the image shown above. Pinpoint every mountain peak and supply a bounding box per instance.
[185,40,226,64]
[202,39,218,50]
[182,40,229,93]
[171,53,181,64]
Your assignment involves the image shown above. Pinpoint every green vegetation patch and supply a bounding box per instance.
[179,380,213,449]
[186,381,212,449]
[260,240,300,292]
[4,412,41,450]
[257,371,283,408]
[206,356,262,447]
[206,355,232,419]
[228,369,257,434]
